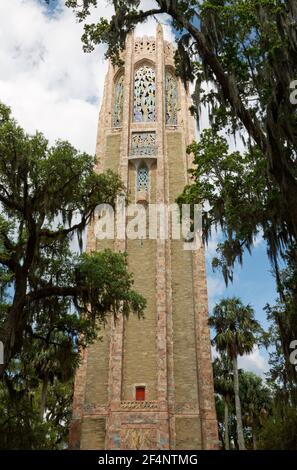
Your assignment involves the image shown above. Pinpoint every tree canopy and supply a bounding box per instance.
[66,0,297,241]
[0,102,146,378]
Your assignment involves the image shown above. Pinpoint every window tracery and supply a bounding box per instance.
[165,70,178,125]
[137,165,149,192]
[112,74,124,127]
[133,65,156,122]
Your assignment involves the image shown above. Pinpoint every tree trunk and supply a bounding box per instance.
[40,376,49,419]
[0,273,28,379]
[224,399,230,450]
[232,356,245,450]
[252,423,257,450]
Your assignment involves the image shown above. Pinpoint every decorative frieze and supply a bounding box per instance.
[120,401,159,410]
[135,37,156,55]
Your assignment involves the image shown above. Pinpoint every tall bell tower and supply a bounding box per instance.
[69,25,218,450]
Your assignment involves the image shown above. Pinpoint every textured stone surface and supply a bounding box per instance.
[166,132,186,204]
[123,237,157,401]
[85,328,111,406]
[80,418,106,450]
[171,240,199,408]
[175,417,202,450]
[105,134,121,172]
[121,425,157,450]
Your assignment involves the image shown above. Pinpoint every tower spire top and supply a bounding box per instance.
[156,22,163,37]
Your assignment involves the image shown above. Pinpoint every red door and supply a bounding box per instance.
[135,386,145,401]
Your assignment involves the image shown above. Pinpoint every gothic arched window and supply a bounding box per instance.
[112,74,124,127]
[134,65,156,122]
[165,70,178,125]
[137,165,149,192]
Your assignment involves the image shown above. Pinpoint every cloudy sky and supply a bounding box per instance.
[0,0,277,377]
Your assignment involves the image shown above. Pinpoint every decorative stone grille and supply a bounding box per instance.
[137,166,149,192]
[133,66,156,122]
[134,38,156,54]
[131,132,156,157]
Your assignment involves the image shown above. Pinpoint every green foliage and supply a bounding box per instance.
[213,353,234,401]
[177,128,289,285]
[213,358,272,449]
[0,102,146,449]
[65,0,149,63]
[65,0,297,242]
[264,245,297,404]
[74,249,146,323]
[214,393,226,449]
[213,353,234,449]
[241,247,297,450]
[0,101,147,446]
[0,360,73,449]
[257,406,297,450]
[239,371,272,448]
[210,296,264,449]
[213,361,272,450]
[210,297,263,358]
[65,0,297,297]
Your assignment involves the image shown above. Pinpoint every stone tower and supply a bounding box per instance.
[69,25,218,450]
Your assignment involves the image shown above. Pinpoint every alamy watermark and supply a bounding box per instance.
[289,80,297,104]
[93,199,203,251]
[289,340,297,371]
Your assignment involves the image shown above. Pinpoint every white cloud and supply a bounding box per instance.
[212,346,269,378]
[205,230,227,311]
[238,345,269,378]
[205,229,221,260]
[211,345,218,362]
[0,1,174,155]
[0,0,108,153]
[207,274,226,312]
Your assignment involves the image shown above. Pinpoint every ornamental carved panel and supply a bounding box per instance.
[131,132,156,156]
[121,426,157,450]
[135,38,156,54]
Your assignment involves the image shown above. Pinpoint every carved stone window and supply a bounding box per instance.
[112,74,124,127]
[131,132,156,156]
[134,65,156,122]
[137,165,149,192]
[165,70,178,125]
